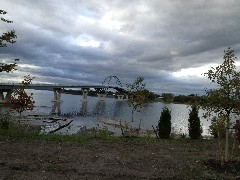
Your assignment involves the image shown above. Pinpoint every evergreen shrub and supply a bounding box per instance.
[188,105,202,139]
[157,107,171,139]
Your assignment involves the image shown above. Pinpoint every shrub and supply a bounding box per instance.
[157,107,171,139]
[188,105,202,139]
[0,112,11,130]
[209,116,226,139]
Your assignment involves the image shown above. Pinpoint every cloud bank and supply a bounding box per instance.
[1,0,240,95]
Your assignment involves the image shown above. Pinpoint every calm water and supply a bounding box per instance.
[27,90,212,135]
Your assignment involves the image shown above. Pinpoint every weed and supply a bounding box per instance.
[0,112,12,130]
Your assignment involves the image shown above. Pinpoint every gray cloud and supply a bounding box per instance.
[1,0,240,95]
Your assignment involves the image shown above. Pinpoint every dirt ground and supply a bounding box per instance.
[0,135,240,180]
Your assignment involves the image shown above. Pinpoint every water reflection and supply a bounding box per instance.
[94,100,106,116]
[113,100,126,118]
[80,101,88,116]
[51,102,61,115]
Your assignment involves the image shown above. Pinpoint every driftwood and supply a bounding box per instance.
[49,120,73,134]
[99,118,130,128]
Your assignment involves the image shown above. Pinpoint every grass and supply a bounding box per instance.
[0,125,127,142]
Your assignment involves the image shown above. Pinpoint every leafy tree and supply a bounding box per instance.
[157,107,171,139]
[8,75,35,115]
[127,77,150,122]
[0,10,34,125]
[146,90,157,101]
[188,105,202,139]
[0,10,17,73]
[162,93,174,102]
[202,47,240,162]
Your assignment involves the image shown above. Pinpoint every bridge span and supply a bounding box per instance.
[0,83,128,103]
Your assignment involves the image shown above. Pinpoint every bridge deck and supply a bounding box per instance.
[0,83,124,91]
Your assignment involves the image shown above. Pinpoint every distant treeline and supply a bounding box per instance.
[160,93,202,104]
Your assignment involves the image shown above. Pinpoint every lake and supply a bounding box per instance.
[26,90,212,136]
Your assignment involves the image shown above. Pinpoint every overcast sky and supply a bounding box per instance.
[1,0,240,95]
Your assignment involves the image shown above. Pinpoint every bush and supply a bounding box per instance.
[0,112,11,130]
[157,107,171,139]
[209,116,226,139]
[188,105,202,139]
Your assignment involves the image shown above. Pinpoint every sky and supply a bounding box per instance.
[1,0,240,95]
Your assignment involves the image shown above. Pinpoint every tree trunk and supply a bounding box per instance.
[225,116,230,162]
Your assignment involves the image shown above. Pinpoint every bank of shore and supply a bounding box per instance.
[1,130,240,179]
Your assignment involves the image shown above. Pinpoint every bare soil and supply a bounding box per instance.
[0,135,240,180]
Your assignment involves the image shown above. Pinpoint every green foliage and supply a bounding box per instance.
[89,126,113,138]
[188,105,202,139]
[0,129,91,142]
[127,77,150,122]
[0,112,11,130]
[98,126,111,138]
[209,116,226,139]
[127,77,148,110]
[202,47,240,118]
[161,93,174,102]
[202,47,240,162]
[0,10,17,73]
[173,94,201,104]
[157,107,171,139]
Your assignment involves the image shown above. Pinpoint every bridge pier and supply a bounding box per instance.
[0,84,128,106]
[117,95,125,100]
[97,93,107,101]
[0,90,14,102]
[52,88,63,102]
[5,90,13,101]
[81,88,89,101]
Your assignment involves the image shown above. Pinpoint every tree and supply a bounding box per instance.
[127,77,150,122]
[188,105,202,139]
[0,10,17,73]
[0,10,34,121]
[157,107,171,139]
[8,75,35,115]
[202,47,240,162]
[162,93,174,102]
[209,116,226,139]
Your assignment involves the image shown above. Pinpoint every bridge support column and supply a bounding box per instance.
[52,88,63,102]
[5,90,13,101]
[117,95,124,100]
[57,89,62,102]
[81,88,89,101]
[97,93,107,101]
[53,89,57,101]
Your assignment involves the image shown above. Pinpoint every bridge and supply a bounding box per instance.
[0,83,128,103]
